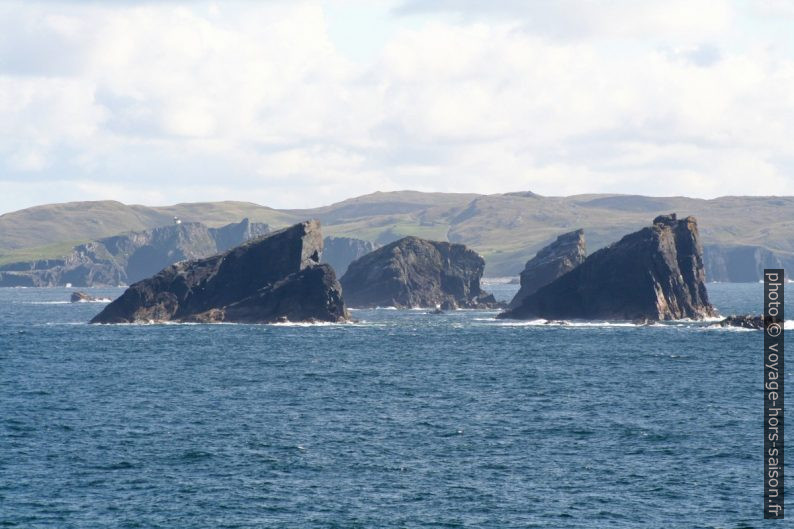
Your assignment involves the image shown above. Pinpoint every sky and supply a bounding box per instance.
[0,0,793,214]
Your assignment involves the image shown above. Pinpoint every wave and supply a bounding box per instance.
[267,321,366,327]
[92,320,371,327]
[75,298,112,303]
[695,316,724,322]
[704,325,755,332]
[24,299,110,305]
[481,277,518,285]
[475,318,643,327]
[474,316,741,329]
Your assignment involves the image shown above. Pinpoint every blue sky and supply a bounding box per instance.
[0,0,793,214]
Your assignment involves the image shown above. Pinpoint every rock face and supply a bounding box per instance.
[704,244,793,282]
[718,314,764,330]
[508,229,586,309]
[321,236,377,276]
[499,214,718,321]
[90,221,348,324]
[340,236,500,308]
[0,219,269,287]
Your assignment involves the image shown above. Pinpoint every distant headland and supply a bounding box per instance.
[1,191,793,280]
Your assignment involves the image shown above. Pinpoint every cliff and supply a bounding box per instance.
[0,219,269,287]
[6,193,794,278]
[499,214,717,321]
[90,220,348,324]
[339,236,499,309]
[321,236,377,276]
[703,244,793,282]
[508,229,586,309]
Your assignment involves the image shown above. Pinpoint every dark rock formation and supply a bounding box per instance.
[718,314,764,330]
[71,291,97,302]
[499,214,718,321]
[321,236,377,276]
[340,236,500,309]
[0,219,269,287]
[704,244,793,282]
[440,300,458,311]
[90,221,348,324]
[508,229,586,309]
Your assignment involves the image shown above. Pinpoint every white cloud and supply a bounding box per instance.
[0,0,793,214]
[394,0,734,41]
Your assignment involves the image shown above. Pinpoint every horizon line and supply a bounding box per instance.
[3,189,793,217]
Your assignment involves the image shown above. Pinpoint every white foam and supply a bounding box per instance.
[267,321,357,327]
[481,277,518,285]
[476,318,602,327]
[563,321,640,327]
[486,319,550,327]
[90,319,377,327]
[704,324,755,332]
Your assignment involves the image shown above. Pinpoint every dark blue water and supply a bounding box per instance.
[0,283,788,528]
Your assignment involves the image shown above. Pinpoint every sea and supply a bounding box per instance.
[0,282,788,528]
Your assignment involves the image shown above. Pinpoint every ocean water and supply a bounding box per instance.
[0,283,787,528]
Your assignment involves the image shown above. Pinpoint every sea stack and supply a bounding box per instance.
[340,236,500,309]
[508,229,586,309]
[499,214,717,321]
[90,220,348,324]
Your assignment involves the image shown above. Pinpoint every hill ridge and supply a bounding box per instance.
[3,191,794,278]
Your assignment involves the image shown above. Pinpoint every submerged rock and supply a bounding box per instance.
[70,291,111,303]
[499,214,718,321]
[508,229,586,309]
[340,236,501,309]
[71,291,96,302]
[90,221,348,324]
[718,314,764,330]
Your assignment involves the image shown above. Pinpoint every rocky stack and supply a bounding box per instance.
[508,229,586,309]
[90,220,348,324]
[340,236,500,309]
[499,214,717,321]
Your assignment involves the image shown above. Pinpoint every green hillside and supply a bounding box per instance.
[0,200,301,255]
[3,191,794,275]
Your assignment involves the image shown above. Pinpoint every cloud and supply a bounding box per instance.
[0,0,793,215]
[394,0,734,41]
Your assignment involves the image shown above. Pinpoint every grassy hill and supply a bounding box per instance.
[0,200,299,262]
[3,191,794,275]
